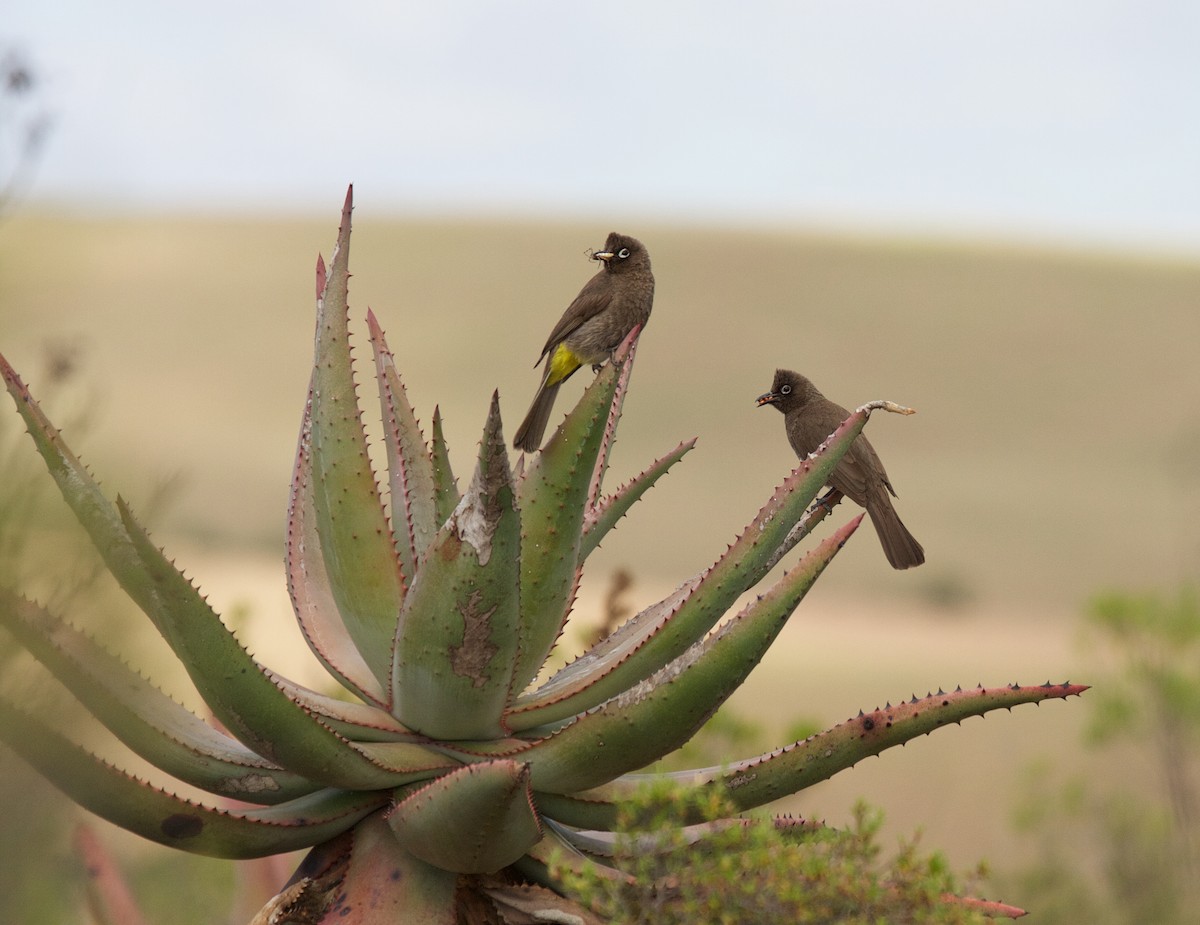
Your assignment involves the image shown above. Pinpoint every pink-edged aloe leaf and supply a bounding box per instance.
[538,682,1089,830]
[366,308,438,582]
[0,698,388,859]
[942,895,1027,920]
[268,676,416,744]
[508,408,872,730]
[115,498,437,791]
[0,352,174,633]
[510,823,631,896]
[429,405,460,525]
[513,329,640,694]
[288,396,388,707]
[476,880,607,925]
[2,351,422,786]
[517,519,860,794]
[2,349,414,748]
[280,814,458,925]
[0,589,318,804]
[391,393,522,740]
[386,759,542,874]
[585,326,640,509]
[304,186,406,690]
[581,437,696,561]
[544,814,738,860]
[707,681,1091,813]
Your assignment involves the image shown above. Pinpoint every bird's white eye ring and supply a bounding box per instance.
[617,247,631,259]
[780,384,792,395]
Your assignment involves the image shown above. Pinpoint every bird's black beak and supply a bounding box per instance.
[592,250,614,263]
[755,390,779,407]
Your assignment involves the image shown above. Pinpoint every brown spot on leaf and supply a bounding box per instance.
[449,589,499,688]
[161,814,204,839]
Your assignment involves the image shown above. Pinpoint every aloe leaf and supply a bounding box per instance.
[476,880,608,925]
[0,698,387,859]
[510,823,631,895]
[538,683,1088,833]
[429,406,460,524]
[391,394,522,740]
[268,677,416,744]
[0,589,318,804]
[509,408,872,729]
[519,519,860,794]
[581,437,696,561]
[386,760,542,873]
[115,499,431,791]
[513,330,638,693]
[287,396,388,706]
[2,351,413,786]
[585,326,640,508]
[0,353,168,627]
[305,186,406,689]
[366,308,438,580]
[704,682,1091,813]
[282,814,458,925]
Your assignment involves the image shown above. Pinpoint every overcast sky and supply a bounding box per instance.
[5,1,1199,252]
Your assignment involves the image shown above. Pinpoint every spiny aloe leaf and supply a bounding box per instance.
[476,880,606,925]
[305,186,406,689]
[116,498,432,791]
[513,329,639,693]
[581,437,696,561]
[517,519,860,794]
[511,824,632,894]
[0,698,387,859]
[268,676,416,744]
[386,760,542,874]
[585,326,640,508]
[0,589,318,804]
[0,353,172,631]
[366,308,438,581]
[544,814,736,859]
[545,682,1090,830]
[509,408,871,730]
[391,394,522,740]
[2,352,418,786]
[429,405,460,524]
[943,895,1028,920]
[707,681,1091,813]
[282,814,458,925]
[288,396,388,706]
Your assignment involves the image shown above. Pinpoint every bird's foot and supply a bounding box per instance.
[808,488,839,516]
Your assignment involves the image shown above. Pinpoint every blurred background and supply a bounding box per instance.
[1,3,1198,923]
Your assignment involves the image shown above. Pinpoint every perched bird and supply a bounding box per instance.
[756,369,925,570]
[512,233,654,452]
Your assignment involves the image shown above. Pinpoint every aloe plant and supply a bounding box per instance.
[0,189,1085,923]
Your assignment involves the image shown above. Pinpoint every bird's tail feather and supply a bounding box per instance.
[866,490,925,570]
[512,380,562,453]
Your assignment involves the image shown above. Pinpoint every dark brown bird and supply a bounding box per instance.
[756,369,924,570]
[513,233,654,452]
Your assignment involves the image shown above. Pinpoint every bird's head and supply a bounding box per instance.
[755,368,816,413]
[592,233,649,273]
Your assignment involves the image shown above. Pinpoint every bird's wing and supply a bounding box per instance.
[534,273,612,362]
[829,437,891,505]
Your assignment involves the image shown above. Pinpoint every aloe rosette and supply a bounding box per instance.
[0,189,1085,922]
